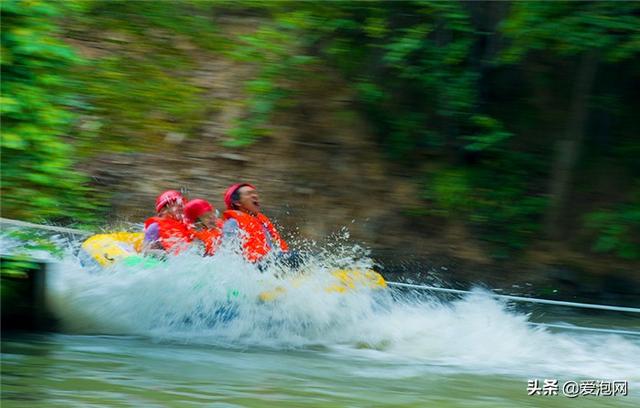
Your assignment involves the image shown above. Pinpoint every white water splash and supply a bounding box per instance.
[3,228,640,384]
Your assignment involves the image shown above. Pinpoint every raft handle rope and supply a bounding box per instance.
[386,282,640,314]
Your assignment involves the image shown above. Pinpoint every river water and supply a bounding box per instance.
[2,239,639,407]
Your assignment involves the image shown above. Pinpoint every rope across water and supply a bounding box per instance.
[386,281,640,314]
[387,281,640,337]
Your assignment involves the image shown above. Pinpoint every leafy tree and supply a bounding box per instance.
[500,1,640,239]
[1,0,100,224]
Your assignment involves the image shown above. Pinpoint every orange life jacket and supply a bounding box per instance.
[222,210,288,263]
[144,216,192,254]
[192,227,222,256]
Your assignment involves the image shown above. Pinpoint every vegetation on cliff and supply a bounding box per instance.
[1,0,638,263]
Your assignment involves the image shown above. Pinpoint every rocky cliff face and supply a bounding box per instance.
[75,17,445,256]
[83,51,438,256]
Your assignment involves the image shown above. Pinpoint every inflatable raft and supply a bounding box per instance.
[81,232,145,267]
[80,233,387,301]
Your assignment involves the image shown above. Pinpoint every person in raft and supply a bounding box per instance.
[221,183,290,264]
[143,190,192,255]
[183,198,223,256]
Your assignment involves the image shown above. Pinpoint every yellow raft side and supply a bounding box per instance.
[81,232,144,267]
[258,269,387,302]
[325,269,387,293]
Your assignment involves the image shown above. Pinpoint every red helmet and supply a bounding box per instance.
[224,183,255,210]
[184,199,214,224]
[155,190,185,213]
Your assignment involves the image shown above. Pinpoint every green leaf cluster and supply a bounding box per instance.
[1,0,101,224]
[585,190,640,260]
[500,2,640,63]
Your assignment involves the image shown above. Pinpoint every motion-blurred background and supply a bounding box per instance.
[2,1,638,299]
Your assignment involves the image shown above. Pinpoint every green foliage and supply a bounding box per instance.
[317,1,484,157]
[497,1,640,257]
[424,164,547,258]
[585,194,640,260]
[2,0,225,225]
[424,169,472,216]
[500,1,640,63]
[2,228,63,258]
[66,0,220,152]
[467,166,547,257]
[77,54,206,151]
[224,11,318,147]
[225,2,507,157]
[1,256,39,278]
[463,116,513,153]
[1,0,102,224]
[283,1,540,254]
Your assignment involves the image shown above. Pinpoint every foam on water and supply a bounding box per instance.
[3,230,640,383]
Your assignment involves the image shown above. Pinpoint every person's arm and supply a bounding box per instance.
[222,219,239,242]
[223,219,251,254]
[258,224,273,250]
[142,222,165,255]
